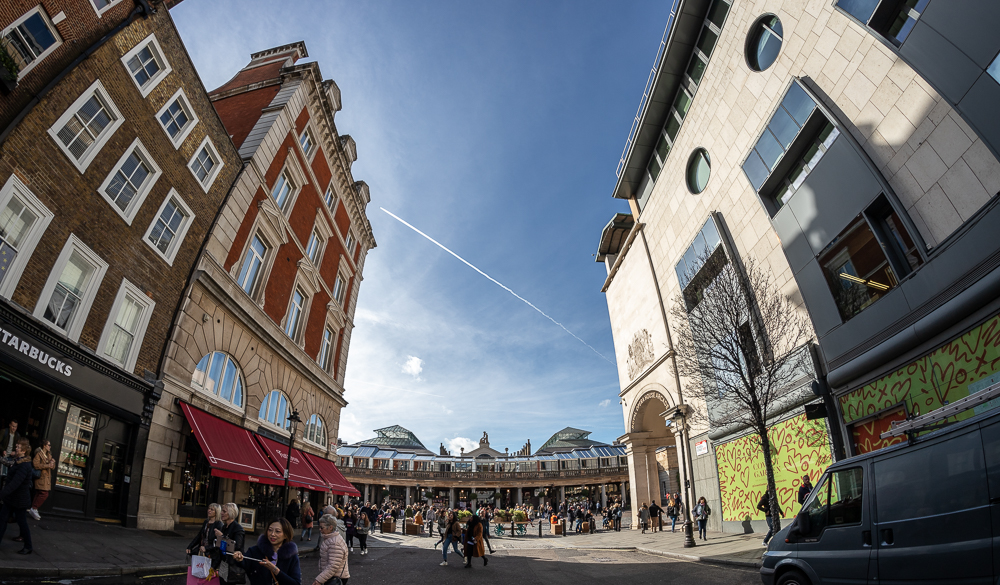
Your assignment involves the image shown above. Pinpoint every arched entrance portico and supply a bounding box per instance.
[619,386,687,529]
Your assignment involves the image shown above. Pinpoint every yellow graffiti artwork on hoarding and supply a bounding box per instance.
[715,413,832,522]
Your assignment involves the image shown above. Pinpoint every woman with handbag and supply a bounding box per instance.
[213,502,246,584]
[313,514,348,585]
[462,513,488,569]
[187,503,223,556]
[233,518,301,585]
[301,503,315,542]
[29,440,54,520]
[694,497,711,541]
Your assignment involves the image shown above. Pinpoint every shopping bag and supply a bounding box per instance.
[187,566,219,585]
[191,555,211,579]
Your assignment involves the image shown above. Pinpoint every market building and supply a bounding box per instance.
[0,0,241,526]
[336,426,631,509]
[138,41,372,530]
[597,0,1000,533]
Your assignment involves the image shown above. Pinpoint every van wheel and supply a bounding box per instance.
[776,569,810,585]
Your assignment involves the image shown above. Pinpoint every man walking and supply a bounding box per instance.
[649,500,663,532]
[758,491,777,547]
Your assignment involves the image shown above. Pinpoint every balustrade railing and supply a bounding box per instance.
[339,465,629,481]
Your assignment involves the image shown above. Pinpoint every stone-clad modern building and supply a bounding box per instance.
[139,42,373,530]
[598,0,1000,534]
[0,0,240,526]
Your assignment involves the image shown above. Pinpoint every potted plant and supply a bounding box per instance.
[0,40,19,93]
[457,510,473,523]
[512,510,528,523]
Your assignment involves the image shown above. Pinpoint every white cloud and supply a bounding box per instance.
[599,399,611,408]
[402,355,423,379]
[445,437,478,455]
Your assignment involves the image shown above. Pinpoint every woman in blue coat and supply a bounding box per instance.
[233,518,301,585]
[0,438,34,554]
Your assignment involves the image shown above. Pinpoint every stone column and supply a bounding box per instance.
[601,484,607,508]
[647,450,661,506]
[449,487,456,509]
[517,487,523,505]
[405,486,411,506]
[560,486,566,502]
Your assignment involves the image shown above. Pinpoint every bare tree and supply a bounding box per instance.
[671,254,812,535]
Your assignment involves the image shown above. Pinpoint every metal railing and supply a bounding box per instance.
[340,466,630,482]
[616,0,681,179]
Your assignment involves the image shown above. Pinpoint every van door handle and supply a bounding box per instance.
[862,530,872,547]
[880,529,894,546]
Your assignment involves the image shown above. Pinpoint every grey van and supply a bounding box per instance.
[760,405,998,585]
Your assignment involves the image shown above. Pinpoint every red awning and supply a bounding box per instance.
[254,435,329,492]
[179,402,285,486]
[303,452,361,496]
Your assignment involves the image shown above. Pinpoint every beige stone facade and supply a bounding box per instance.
[600,0,1000,532]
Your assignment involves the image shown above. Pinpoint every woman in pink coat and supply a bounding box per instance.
[313,514,349,585]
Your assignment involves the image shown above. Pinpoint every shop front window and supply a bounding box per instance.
[56,405,95,491]
[180,432,212,515]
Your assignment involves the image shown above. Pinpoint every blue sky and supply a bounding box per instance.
[172,0,672,454]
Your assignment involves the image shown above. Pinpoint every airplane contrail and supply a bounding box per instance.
[380,207,614,364]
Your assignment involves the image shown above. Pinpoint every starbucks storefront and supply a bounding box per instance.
[0,304,159,527]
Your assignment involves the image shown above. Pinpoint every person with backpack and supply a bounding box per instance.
[693,497,711,540]
[648,500,662,532]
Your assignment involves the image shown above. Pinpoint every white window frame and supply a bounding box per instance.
[33,235,108,341]
[96,277,154,370]
[323,183,337,212]
[235,232,270,300]
[188,135,224,193]
[143,188,195,266]
[302,413,327,447]
[96,137,162,224]
[47,80,125,173]
[119,33,171,97]
[317,324,336,373]
[89,0,125,17]
[305,228,322,265]
[299,125,317,160]
[155,87,199,149]
[344,230,355,257]
[192,351,246,413]
[0,175,54,300]
[3,6,62,80]
[284,286,308,342]
[333,271,348,306]
[269,149,307,215]
[258,389,292,435]
[306,214,333,268]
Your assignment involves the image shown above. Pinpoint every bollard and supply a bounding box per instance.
[539,521,542,538]
[561,518,566,537]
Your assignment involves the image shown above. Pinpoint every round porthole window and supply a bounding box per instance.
[747,15,783,72]
[687,149,711,194]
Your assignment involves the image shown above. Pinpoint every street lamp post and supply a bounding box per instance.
[284,409,303,508]
[669,406,697,548]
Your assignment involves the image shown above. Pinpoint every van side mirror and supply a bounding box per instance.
[788,511,809,540]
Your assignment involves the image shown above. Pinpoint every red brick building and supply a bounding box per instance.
[141,42,374,529]
[0,0,240,526]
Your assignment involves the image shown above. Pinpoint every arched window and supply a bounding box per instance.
[259,390,291,430]
[303,414,326,447]
[192,352,244,408]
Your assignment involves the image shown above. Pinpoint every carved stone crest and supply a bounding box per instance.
[626,329,655,380]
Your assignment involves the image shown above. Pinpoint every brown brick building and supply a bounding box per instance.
[0,0,240,526]
[140,42,374,530]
